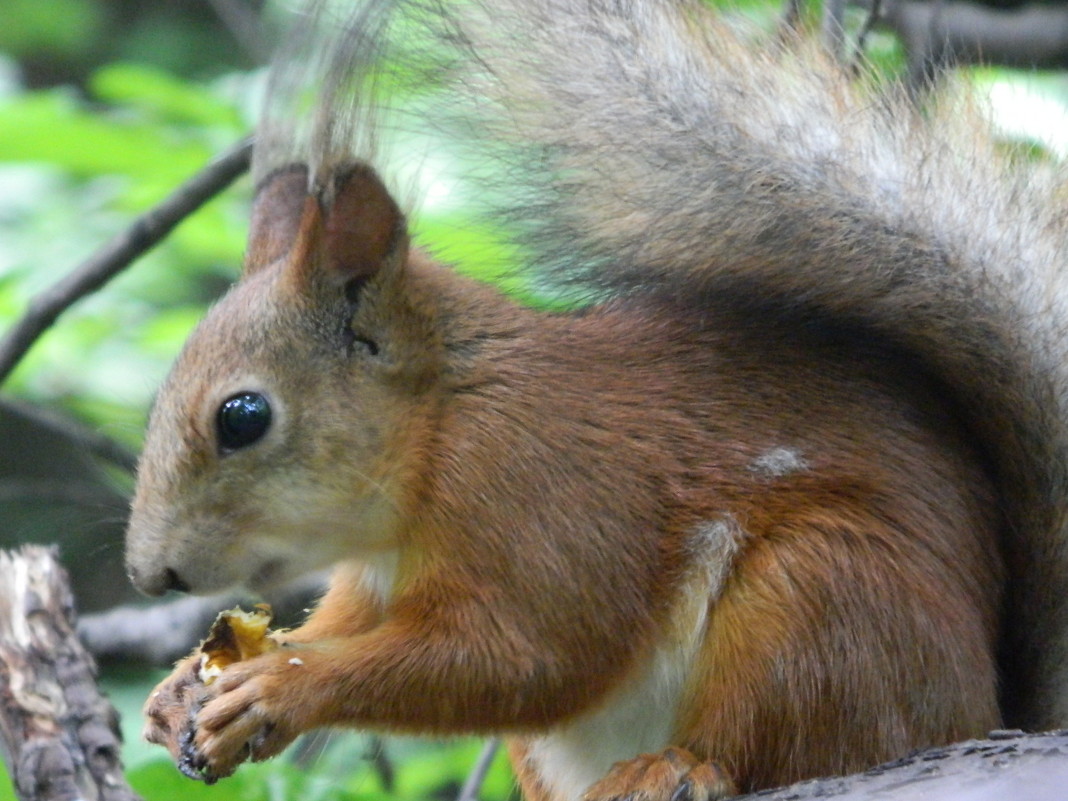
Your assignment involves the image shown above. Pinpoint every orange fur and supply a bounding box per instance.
[132,159,1003,795]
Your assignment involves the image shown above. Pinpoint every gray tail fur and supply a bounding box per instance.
[260,0,1068,728]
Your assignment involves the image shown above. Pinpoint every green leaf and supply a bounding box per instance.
[0,0,103,60]
[90,64,245,129]
[0,759,15,801]
[130,755,389,801]
[0,91,212,185]
[413,214,575,311]
[393,739,490,798]
[138,306,209,356]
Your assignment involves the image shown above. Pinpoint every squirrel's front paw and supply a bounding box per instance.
[142,655,207,765]
[182,652,313,783]
[583,748,737,801]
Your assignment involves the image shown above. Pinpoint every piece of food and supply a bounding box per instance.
[198,605,279,685]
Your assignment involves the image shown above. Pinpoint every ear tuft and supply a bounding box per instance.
[321,163,406,282]
[244,165,311,274]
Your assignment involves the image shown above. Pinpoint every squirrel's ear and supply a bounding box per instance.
[318,163,406,283]
[244,165,311,275]
[248,161,405,288]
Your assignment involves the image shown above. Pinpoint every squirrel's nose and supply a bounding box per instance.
[128,565,191,596]
[162,567,192,593]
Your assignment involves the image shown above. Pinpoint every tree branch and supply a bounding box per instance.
[0,137,253,388]
[0,546,141,801]
[735,729,1068,799]
[873,0,1068,83]
[78,572,326,666]
[456,738,501,801]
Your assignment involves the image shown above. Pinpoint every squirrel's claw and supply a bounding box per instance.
[189,656,305,778]
[583,748,737,801]
[141,655,206,758]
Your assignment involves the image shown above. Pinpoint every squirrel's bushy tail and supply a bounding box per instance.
[265,0,1068,728]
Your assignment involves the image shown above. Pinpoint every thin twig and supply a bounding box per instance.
[366,735,395,793]
[0,137,254,387]
[456,738,501,801]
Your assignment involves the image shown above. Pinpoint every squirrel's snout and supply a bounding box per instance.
[128,564,191,597]
[161,567,192,593]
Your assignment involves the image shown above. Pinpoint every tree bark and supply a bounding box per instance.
[736,729,1068,799]
[882,0,1068,71]
[0,546,140,801]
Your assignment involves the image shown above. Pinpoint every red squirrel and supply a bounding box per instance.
[124,0,1068,797]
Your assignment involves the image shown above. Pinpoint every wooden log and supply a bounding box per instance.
[0,545,140,801]
[736,728,1068,799]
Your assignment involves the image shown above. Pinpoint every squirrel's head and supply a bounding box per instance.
[125,162,443,596]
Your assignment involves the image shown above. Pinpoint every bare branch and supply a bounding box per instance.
[735,729,1068,800]
[0,546,141,801]
[875,0,1068,76]
[78,572,326,666]
[79,592,249,667]
[0,137,253,388]
[456,738,501,801]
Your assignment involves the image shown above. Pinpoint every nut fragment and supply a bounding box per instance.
[198,605,279,685]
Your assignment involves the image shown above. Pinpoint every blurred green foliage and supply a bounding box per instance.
[0,50,252,441]
[103,669,516,801]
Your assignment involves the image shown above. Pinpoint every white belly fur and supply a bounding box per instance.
[523,518,743,801]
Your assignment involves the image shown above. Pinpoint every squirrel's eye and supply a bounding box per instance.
[216,392,271,452]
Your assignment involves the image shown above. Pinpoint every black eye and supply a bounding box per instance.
[216,392,271,452]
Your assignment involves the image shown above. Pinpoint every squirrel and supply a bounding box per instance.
[123,0,1068,798]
